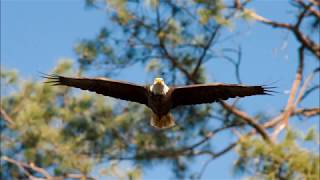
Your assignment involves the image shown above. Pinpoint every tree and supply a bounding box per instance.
[1,0,319,179]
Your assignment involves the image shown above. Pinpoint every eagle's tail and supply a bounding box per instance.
[151,113,175,129]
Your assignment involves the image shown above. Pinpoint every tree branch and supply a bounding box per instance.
[271,46,304,140]
[294,107,320,117]
[191,26,221,78]
[219,100,272,143]
[238,1,320,58]
[0,107,15,128]
[158,37,197,82]
[300,84,320,102]
[1,156,96,180]
[296,0,320,19]
[192,142,237,158]
[1,156,52,179]
[294,71,314,106]
[107,123,239,161]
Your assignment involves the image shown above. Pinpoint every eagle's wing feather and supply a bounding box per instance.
[171,83,271,108]
[44,74,149,105]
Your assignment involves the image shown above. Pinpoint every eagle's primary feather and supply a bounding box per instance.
[44,74,148,105]
[43,74,273,129]
[170,83,270,108]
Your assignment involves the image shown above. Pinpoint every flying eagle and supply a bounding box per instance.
[44,75,271,129]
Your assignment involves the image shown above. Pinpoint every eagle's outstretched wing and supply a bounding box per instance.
[170,83,272,108]
[43,74,149,105]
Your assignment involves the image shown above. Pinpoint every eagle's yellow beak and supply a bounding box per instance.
[154,78,163,85]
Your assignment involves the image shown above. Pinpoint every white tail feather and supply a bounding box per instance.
[150,113,175,129]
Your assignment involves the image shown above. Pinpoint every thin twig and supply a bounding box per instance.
[192,26,221,78]
[300,84,320,102]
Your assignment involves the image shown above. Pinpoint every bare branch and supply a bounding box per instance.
[300,84,320,101]
[271,46,304,140]
[158,32,197,82]
[192,142,237,158]
[107,123,239,161]
[196,157,215,179]
[192,26,221,78]
[63,174,96,180]
[0,107,15,128]
[239,3,320,58]
[151,124,237,157]
[294,107,320,117]
[295,72,314,105]
[235,46,243,84]
[263,114,284,129]
[263,106,319,130]
[1,156,52,179]
[1,156,96,180]
[307,0,320,6]
[296,0,320,19]
[219,100,272,143]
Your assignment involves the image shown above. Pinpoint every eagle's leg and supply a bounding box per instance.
[150,113,175,129]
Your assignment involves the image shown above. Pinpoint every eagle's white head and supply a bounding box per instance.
[150,77,169,95]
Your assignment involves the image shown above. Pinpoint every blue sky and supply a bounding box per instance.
[1,0,319,179]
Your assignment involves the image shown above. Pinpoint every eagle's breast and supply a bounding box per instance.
[147,92,172,116]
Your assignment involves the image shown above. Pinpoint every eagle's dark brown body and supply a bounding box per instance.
[147,91,172,117]
[147,90,176,129]
[43,74,272,129]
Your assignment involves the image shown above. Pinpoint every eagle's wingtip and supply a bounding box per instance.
[39,72,61,86]
[261,85,278,95]
[38,72,58,79]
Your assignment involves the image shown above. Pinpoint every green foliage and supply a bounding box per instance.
[145,58,161,73]
[196,0,229,26]
[235,128,319,179]
[75,41,99,64]
[304,127,318,142]
[107,0,132,24]
[158,19,183,46]
[144,0,159,9]
[1,69,18,85]
[99,162,142,180]
[2,61,102,175]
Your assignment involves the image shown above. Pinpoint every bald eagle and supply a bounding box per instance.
[44,75,271,129]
